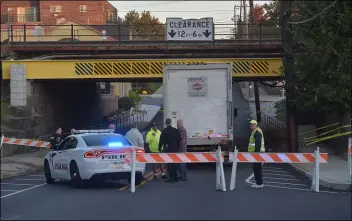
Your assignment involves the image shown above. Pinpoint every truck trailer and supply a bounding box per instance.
[163,63,235,158]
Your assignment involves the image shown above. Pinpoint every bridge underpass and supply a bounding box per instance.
[1,58,283,148]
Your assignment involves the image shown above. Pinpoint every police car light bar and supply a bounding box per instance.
[73,129,114,134]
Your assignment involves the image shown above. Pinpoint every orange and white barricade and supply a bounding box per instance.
[126,147,226,193]
[0,135,51,149]
[228,147,328,193]
[0,134,51,157]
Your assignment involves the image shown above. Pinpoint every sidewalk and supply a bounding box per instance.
[289,145,352,191]
[1,149,48,180]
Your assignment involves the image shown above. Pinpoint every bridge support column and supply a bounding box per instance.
[10,64,27,107]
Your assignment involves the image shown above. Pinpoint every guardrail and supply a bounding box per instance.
[2,23,282,44]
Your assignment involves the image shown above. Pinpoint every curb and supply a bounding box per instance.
[288,163,352,192]
[1,166,44,180]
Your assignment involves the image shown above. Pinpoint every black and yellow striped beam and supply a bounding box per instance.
[2,58,283,79]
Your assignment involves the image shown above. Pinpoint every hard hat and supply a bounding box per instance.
[249,120,258,125]
[142,90,147,94]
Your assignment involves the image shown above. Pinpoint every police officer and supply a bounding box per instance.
[159,118,180,182]
[248,120,265,188]
[50,127,63,150]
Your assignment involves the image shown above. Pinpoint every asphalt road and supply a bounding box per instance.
[1,164,351,220]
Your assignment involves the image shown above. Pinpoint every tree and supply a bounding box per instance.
[124,10,165,40]
[261,0,280,26]
[249,4,266,25]
[290,1,351,116]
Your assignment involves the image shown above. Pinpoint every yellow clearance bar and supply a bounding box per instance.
[2,58,283,80]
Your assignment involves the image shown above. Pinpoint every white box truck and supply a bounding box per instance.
[163,63,234,156]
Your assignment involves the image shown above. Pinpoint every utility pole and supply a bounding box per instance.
[232,5,238,39]
[242,0,249,40]
[280,0,298,153]
[248,0,261,122]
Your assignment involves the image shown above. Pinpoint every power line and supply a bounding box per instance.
[288,0,338,25]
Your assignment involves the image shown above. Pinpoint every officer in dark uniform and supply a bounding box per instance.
[159,118,181,182]
[50,127,63,150]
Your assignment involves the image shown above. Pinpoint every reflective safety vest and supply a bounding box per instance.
[248,127,265,152]
[146,129,161,153]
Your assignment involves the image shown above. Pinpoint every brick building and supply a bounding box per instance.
[1,0,131,41]
[1,0,118,25]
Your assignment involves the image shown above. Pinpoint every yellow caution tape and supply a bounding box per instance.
[306,131,352,146]
[304,125,351,142]
[299,122,340,135]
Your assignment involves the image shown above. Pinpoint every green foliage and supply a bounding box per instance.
[261,0,280,26]
[124,10,165,40]
[128,89,142,107]
[118,96,134,111]
[290,1,352,113]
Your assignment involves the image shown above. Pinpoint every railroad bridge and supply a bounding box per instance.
[1,23,284,140]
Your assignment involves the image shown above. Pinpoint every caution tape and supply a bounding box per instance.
[306,131,352,146]
[304,125,351,142]
[299,122,340,135]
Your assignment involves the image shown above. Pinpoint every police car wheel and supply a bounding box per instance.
[70,162,84,188]
[44,161,55,184]
[128,174,143,186]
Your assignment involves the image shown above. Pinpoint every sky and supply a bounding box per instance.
[109,1,271,39]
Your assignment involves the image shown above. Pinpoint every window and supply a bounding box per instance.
[50,6,62,13]
[63,138,78,150]
[80,5,87,12]
[82,134,132,147]
[56,137,71,150]
[6,8,15,22]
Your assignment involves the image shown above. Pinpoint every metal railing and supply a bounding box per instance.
[88,110,147,130]
[2,23,282,44]
[1,14,39,23]
[260,112,287,139]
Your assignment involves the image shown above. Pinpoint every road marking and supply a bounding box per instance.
[262,176,300,181]
[15,179,44,181]
[118,170,157,191]
[1,183,35,186]
[1,183,46,199]
[29,175,44,177]
[263,167,287,171]
[1,190,17,192]
[263,173,296,177]
[137,171,161,189]
[263,169,288,173]
[263,183,346,194]
[263,181,308,186]
[245,173,254,184]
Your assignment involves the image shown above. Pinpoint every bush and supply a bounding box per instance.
[118,96,134,111]
[128,90,141,107]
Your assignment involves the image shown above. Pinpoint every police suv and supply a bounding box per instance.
[44,129,146,188]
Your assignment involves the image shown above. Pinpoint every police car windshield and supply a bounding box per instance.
[82,134,131,147]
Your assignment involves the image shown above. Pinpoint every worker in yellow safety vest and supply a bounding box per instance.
[248,119,265,188]
[146,122,167,179]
